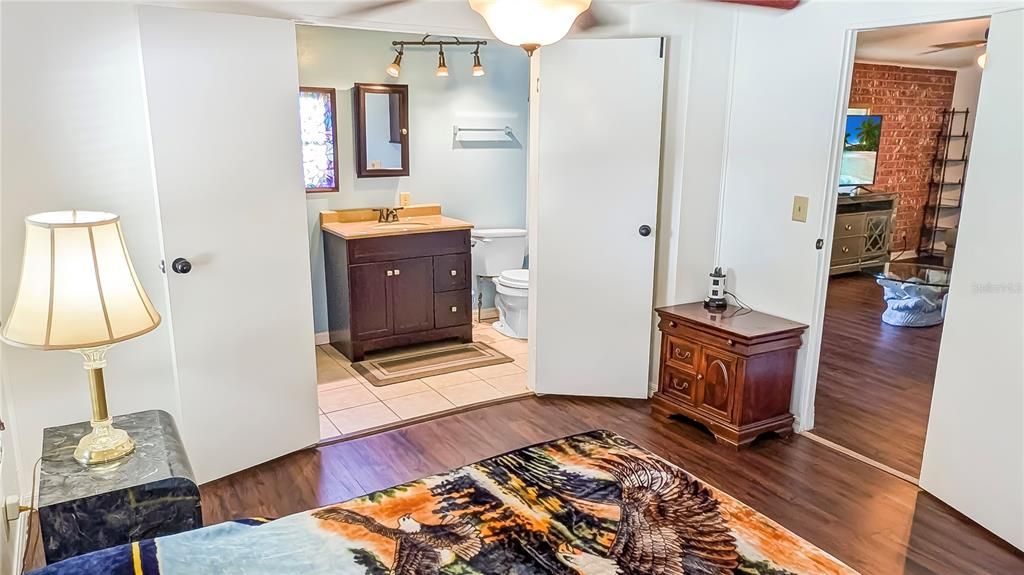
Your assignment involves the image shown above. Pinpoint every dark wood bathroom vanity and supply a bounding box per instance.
[322,207,474,361]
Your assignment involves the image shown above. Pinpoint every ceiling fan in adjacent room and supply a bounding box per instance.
[922,27,989,67]
[342,0,801,55]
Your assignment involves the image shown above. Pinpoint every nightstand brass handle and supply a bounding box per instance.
[845,224,853,231]
[668,321,677,328]
[394,269,401,276]
[386,270,394,277]
[675,350,691,360]
[671,377,688,391]
[726,339,735,346]
[842,246,850,253]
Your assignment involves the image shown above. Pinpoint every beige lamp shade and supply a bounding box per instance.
[1,211,161,350]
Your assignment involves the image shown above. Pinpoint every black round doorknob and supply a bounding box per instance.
[638,225,652,237]
[171,258,192,274]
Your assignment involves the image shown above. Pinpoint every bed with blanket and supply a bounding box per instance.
[30,430,856,575]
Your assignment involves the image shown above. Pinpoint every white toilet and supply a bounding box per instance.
[470,228,528,339]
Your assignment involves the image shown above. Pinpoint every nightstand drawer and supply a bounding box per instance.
[665,336,698,371]
[660,364,696,405]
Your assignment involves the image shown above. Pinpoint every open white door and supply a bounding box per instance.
[531,38,665,399]
[919,8,1024,550]
[138,7,317,482]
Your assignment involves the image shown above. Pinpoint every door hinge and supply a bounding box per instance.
[659,37,665,59]
[815,239,824,250]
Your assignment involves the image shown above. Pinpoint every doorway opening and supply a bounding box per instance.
[297,24,534,441]
[808,17,989,480]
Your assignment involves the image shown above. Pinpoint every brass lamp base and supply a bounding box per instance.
[73,347,135,465]
[74,418,135,465]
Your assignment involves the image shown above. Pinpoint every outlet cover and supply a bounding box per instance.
[792,195,809,223]
[399,192,410,207]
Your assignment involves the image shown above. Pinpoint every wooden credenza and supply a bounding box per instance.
[652,303,807,448]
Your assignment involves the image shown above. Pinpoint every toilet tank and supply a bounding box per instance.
[471,228,527,277]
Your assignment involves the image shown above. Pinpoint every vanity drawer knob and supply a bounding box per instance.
[845,224,853,231]
[386,270,394,277]
[697,374,704,381]
[726,339,735,346]
[842,246,850,253]
[451,306,458,313]
[394,269,401,276]
[668,321,677,328]
[450,270,458,276]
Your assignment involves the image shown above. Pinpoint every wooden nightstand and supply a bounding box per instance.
[37,410,202,564]
[652,303,807,448]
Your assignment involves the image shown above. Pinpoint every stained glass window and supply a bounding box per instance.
[299,87,338,192]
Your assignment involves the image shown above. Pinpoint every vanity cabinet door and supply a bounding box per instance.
[350,262,393,340]
[391,257,435,334]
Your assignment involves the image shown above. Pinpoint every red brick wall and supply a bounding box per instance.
[848,63,956,252]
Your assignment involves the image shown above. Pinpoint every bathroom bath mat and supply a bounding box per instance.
[352,342,513,387]
[32,430,858,574]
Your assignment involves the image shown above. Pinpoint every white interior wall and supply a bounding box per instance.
[674,0,1021,547]
[629,2,740,391]
[919,8,1023,550]
[298,25,530,332]
[0,2,179,489]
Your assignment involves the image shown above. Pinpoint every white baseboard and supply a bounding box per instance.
[474,307,499,322]
[7,499,30,575]
[314,331,330,346]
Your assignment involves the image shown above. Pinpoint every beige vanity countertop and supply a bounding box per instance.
[320,204,473,240]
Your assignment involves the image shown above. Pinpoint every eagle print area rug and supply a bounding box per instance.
[32,430,857,575]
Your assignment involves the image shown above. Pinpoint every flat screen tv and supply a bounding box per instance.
[839,115,883,187]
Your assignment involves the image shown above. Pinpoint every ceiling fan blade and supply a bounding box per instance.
[921,39,988,54]
[573,5,619,32]
[338,0,414,18]
[713,0,801,9]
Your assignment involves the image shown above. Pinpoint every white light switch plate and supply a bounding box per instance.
[792,195,809,222]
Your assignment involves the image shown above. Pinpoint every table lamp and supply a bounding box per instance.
[1,211,161,465]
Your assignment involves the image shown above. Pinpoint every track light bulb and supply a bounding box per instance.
[386,49,403,77]
[472,50,486,77]
[436,47,449,77]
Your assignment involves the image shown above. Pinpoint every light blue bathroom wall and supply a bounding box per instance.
[297,26,530,333]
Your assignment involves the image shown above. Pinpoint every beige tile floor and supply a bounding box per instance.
[317,320,531,441]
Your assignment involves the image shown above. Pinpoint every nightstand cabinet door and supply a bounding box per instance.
[696,350,737,421]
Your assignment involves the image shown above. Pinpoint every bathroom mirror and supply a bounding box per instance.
[354,83,409,178]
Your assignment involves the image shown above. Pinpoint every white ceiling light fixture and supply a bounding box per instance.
[469,0,592,56]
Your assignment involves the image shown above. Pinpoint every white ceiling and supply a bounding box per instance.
[856,17,990,69]
[152,1,656,37]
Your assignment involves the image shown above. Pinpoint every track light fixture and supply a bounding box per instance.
[388,35,488,78]
[386,47,404,78]
[472,47,486,77]
[436,46,449,77]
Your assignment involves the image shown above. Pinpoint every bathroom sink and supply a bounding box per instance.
[371,221,431,230]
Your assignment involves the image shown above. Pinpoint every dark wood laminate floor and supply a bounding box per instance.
[26,397,1022,574]
[814,275,943,477]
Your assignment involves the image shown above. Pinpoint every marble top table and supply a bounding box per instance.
[38,409,202,564]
